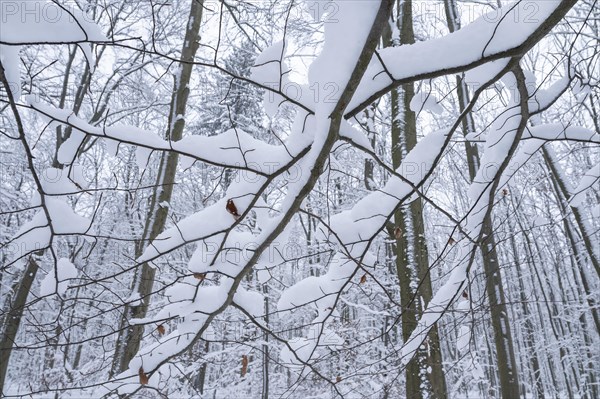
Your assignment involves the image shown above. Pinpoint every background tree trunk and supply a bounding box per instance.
[0,257,39,391]
[111,0,205,376]
[390,1,448,397]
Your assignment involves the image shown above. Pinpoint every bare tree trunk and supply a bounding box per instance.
[480,221,521,399]
[388,2,448,397]
[111,0,205,376]
[0,257,39,391]
[194,341,210,394]
[362,104,378,192]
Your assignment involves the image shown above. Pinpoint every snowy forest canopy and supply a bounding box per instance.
[0,0,599,398]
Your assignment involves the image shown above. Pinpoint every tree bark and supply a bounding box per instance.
[388,1,448,397]
[0,257,39,391]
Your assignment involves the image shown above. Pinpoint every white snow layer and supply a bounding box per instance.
[349,1,563,113]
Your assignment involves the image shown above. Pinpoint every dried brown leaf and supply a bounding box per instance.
[226,199,240,218]
[241,355,249,377]
[157,324,165,336]
[139,367,149,385]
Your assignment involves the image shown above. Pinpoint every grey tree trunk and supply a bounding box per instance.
[111,0,205,376]
[194,341,210,394]
[480,221,521,398]
[389,1,448,397]
[0,257,39,391]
